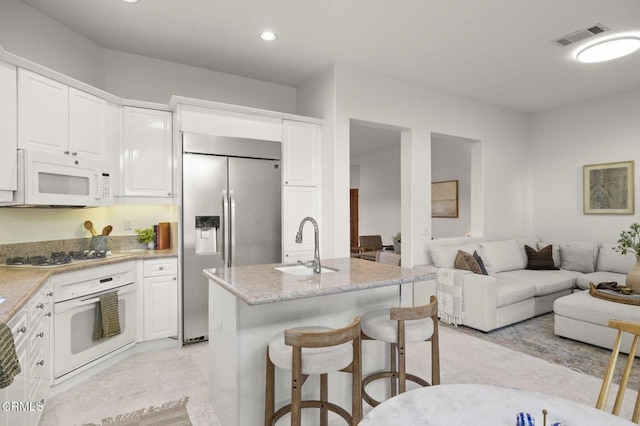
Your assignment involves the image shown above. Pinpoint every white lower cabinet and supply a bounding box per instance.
[142,258,178,341]
[1,283,52,426]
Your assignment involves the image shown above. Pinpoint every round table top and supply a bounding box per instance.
[359,383,634,425]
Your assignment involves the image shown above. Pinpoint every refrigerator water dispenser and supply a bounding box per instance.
[195,215,220,254]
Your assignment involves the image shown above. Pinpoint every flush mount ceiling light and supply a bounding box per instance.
[576,36,640,63]
[121,0,140,3]
[259,31,278,42]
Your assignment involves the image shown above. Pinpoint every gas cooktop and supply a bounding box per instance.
[4,251,123,268]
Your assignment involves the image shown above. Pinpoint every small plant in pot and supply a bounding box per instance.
[136,227,156,249]
[392,232,401,254]
[615,223,640,292]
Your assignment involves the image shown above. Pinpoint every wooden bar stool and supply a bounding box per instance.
[264,317,362,426]
[360,295,440,407]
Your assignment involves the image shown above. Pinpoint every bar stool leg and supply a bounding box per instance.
[265,349,275,426]
[320,373,328,426]
[398,320,406,394]
[390,343,397,397]
[291,347,303,426]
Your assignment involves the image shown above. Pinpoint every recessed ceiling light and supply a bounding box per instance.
[260,31,278,42]
[122,0,140,3]
[576,36,640,63]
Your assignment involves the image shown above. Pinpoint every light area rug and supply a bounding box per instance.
[82,397,191,426]
[447,313,640,390]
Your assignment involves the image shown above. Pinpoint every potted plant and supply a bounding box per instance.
[615,223,640,292]
[392,232,401,254]
[136,227,156,249]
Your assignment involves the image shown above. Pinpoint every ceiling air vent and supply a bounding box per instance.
[553,23,609,47]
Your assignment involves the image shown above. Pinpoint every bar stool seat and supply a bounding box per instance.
[360,295,440,407]
[265,317,362,426]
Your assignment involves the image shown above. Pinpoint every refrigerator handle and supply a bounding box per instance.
[222,190,230,267]
[229,190,236,267]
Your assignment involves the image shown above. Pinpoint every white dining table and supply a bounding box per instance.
[359,383,635,425]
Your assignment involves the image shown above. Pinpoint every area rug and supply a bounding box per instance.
[82,397,191,426]
[447,313,640,390]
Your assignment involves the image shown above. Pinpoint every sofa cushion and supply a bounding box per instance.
[495,278,536,307]
[473,250,488,275]
[560,246,595,273]
[479,240,526,274]
[430,242,480,268]
[454,250,483,274]
[496,270,575,297]
[525,245,559,270]
[596,242,636,274]
[575,271,629,291]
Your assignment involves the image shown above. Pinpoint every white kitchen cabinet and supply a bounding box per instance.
[282,186,320,259]
[282,120,320,186]
[123,107,173,198]
[142,258,178,341]
[0,61,17,202]
[18,68,109,162]
[1,282,51,426]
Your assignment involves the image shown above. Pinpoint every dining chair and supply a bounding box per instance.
[265,317,362,426]
[595,318,640,423]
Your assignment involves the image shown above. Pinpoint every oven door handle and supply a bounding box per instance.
[55,285,134,313]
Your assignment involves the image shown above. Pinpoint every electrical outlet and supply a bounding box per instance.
[124,218,133,230]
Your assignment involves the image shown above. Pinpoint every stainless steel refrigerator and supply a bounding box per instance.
[181,132,282,344]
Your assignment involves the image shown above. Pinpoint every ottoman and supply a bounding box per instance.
[554,290,640,355]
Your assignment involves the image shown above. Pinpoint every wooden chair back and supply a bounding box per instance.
[359,235,383,252]
[596,319,640,423]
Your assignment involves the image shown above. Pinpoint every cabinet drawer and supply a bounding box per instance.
[8,310,28,346]
[143,258,177,277]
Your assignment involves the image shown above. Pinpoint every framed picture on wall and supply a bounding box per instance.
[432,180,459,218]
[583,161,634,214]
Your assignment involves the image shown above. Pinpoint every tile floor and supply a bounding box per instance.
[39,325,637,425]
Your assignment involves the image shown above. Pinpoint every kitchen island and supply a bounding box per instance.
[203,257,435,426]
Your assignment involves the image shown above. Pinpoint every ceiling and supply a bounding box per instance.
[18,0,640,113]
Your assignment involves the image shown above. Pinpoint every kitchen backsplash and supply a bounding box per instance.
[0,236,149,262]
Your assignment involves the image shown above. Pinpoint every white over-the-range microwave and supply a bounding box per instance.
[0,150,112,207]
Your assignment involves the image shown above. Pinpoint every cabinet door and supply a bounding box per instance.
[18,68,69,153]
[69,87,108,160]
[0,61,17,197]
[143,275,178,341]
[282,186,320,254]
[282,120,320,186]
[123,107,173,197]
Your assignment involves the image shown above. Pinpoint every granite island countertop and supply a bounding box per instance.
[202,257,435,305]
[0,249,177,324]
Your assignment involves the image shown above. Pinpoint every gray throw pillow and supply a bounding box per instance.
[560,246,595,273]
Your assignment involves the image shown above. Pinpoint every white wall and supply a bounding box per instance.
[351,145,402,246]
[330,65,531,266]
[431,134,472,239]
[531,89,640,243]
[0,0,104,88]
[103,49,296,112]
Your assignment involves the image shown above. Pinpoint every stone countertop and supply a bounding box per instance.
[202,257,435,305]
[0,249,177,324]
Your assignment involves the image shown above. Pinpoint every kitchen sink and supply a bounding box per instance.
[275,265,338,276]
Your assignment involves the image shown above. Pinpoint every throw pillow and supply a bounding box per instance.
[596,242,637,274]
[525,245,559,270]
[454,250,484,274]
[479,240,526,274]
[560,246,595,273]
[473,250,489,275]
[430,243,479,268]
[537,241,561,268]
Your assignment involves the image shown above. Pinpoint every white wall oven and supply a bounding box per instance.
[51,261,136,383]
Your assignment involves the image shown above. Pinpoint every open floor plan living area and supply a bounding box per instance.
[1,0,640,425]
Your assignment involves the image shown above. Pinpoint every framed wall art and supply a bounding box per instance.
[583,161,634,215]
[432,180,459,218]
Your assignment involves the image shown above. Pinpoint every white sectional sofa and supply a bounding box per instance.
[428,237,635,335]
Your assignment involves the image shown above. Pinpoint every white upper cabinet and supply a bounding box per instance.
[122,107,173,197]
[282,120,320,186]
[0,61,17,200]
[69,87,108,160]
[18,68,109,162]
